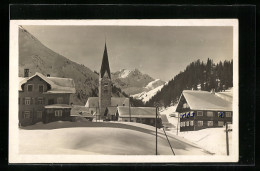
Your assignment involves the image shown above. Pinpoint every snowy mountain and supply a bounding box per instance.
[132,83,166,103]
[111,69,165,96]
[18,26,124,105]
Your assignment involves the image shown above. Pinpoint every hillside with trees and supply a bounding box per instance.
[146,59,233,108]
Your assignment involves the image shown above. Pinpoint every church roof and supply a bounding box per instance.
[100,43,111,79]
[85,97,129,108]
[117,106,158,118]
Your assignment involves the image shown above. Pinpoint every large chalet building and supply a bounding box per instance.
[176,89,233,132]
[19,69,76,126]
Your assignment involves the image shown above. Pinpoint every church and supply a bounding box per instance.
[85,43,130,120]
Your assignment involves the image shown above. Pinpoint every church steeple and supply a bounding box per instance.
[100,43,111,79]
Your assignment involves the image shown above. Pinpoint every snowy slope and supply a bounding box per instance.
[19,121,211,155]
[119,69,132,78]
[132,84,164,102]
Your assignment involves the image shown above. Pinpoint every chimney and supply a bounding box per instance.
[47,74,50,77]
[211,89,215,94]
[24,69,29,77]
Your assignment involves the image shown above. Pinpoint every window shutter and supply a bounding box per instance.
[22,98,25,105]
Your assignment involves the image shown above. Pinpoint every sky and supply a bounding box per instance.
[23,25,233,81]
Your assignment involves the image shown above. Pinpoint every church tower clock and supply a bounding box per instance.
[99,43,112,118]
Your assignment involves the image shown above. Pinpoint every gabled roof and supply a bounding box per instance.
[100,43,111,79]
[44,104,72,109]
[19,72,76,94]
[85,97,129,107]
[111,97,129,107]
[85,97,99,107]
[117,106,157,118]
[70,105,94,117]
[179,90,232,111]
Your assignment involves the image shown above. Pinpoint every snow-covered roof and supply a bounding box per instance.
[85,97,99,107]
[111,97,129,106]
[19,72,76,94]
[85,97,129,107]
[44,104,72,109]
[117,106,158,118]
[181,90,232,111]
[70,105,94,117]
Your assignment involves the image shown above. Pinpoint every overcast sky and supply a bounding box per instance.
[23,25,233,81]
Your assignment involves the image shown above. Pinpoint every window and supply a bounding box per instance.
[218,112,224,118]
[186,121,189,126]
[207,111,214,117]
[197,111,203,116]
[25,97,31,105]
[37,111,42,119]
[197,121,203,127]
[207,121,213,126]
[38,97,43,104]
[91,110,94,114]
[226,112,232,117]
[48,99,54,105]
[24,111,31,119]
[39,85,44,92]
[55,110,62,117]
[190,120,194,126]
[27,84,33,92]
[218,121,224,126]
[57,97,63,104]
[181,122,185,127]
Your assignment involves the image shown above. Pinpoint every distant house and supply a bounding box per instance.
[176,90,233,132]
[70,105,95,121]
[115,106,161,127]
[85,96,129,120]
[19,69,76,126]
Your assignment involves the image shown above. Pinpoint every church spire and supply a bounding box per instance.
[100,42,111,79]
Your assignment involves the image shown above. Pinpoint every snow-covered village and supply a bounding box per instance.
[16,24,235,157]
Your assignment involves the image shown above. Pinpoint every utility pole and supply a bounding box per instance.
[129,95,131,122]
[96,107,97,122]
[226,122,229,156]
